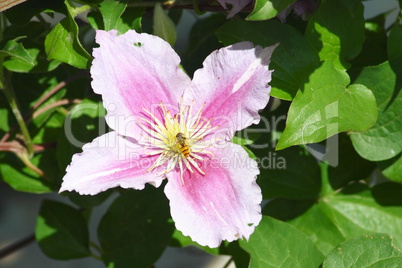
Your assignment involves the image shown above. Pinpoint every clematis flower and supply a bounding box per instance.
[217,0,252,18]
[60,30,277,248]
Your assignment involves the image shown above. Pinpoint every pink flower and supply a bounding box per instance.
[217,0,252,18]
[60,30,277,248]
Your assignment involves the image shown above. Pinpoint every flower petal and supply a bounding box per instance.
[217,0,251,18]
[91,30,191,139]
[60,132,164,195]
[164,143,262,247]
[184,42,277,140]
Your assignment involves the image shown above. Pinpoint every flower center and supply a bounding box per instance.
[138,98,218,184]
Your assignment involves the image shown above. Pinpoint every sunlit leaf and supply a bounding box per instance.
[277,61,377,150]
[247,0,296,21]
[351,59,402,161]
[305,0,365,70]
[323,234,402,267]
[240,216,324,267]
[44,0,92,69]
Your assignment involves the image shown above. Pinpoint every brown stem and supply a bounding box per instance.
[0,71,89,143]
[0,140,46,177]
[31,71,88,111]
[33,142,57,152]
[0,140,24,154]
[18,153,45,177]
[128,1,254,13]
[0,234,35,260]
[31,99,81,121]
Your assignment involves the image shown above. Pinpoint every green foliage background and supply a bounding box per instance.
[1,0,402,267]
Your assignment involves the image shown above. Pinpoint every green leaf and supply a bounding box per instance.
[232,131,260,146]
[75,0,103,4]
[222,241,250,268]
[119,7,144,32]
[36,200,90,259]
[277,61,377,150]
[349,15,387,67]
[263,198,315,221]
[328,134,376,190]
[0,151,58,193]
[388,24,402,60]
[170,229,219,255]
[371,182,402,206]
[56,99,106,171]
[0,39,35,65]
[247,0,297,21]
[323,234,402,267]
[3,47,61,73]
[87,1,144,34]
[182,14,226,76]
[284,202,346,255]
[350,59,402,161]
[272,183,402,255]
[378,154,402,182]
[257,146,321,199]
[0,108,10,133]
[4,0,65,26]
[45,0,92,69]
[99,0,127,31]
[240,216,324,268]
[31,111,65,146]
[68,189,113,208]
[153,2,177,46]
[216,20,320,100]
[305,0,365,70]
[320,185,402,250]
[98,187,175,268]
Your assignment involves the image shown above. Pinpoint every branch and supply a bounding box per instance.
[1,72,34,156]
[31,99,81,121]
[0,71,88,143]
[0,233,35,259]
[127,0,254,13]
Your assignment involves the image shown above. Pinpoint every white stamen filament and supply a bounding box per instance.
[138,98,216,184]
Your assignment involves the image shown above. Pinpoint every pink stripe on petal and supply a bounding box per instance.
[184,42,277,141]
[91,30,191,139]
[60,132,164,195]
[165,143,262,248]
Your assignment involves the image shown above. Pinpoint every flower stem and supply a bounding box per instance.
[0,72,34,157]
[0,233,36,259]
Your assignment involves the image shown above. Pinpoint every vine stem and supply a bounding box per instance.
[223,256,234,268]
[1,72,34,156]
[319,161,333,197]
[0,140,47,177]
[127,0,253,13]
[31,98,81,121]
[0,71,88,143]
[0,233,35,259]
